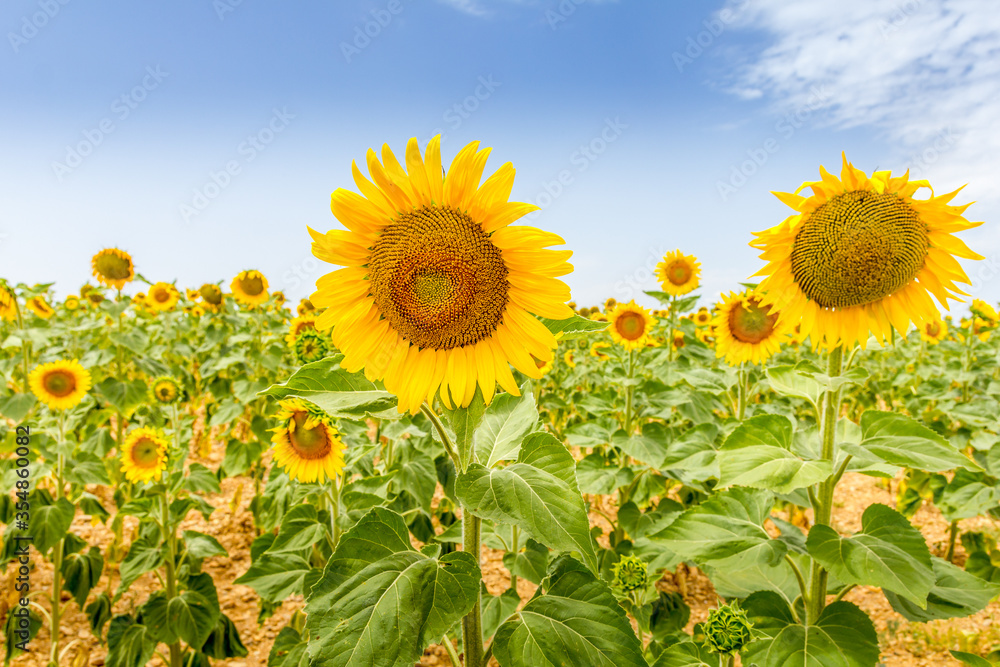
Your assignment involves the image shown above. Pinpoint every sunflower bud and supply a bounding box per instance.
[612,555,648,592]
[703,603,754,654]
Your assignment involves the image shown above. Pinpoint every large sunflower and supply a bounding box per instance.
[198,283,225,312]
[920,317,948,344]
[146,282,179,311]
[91,248,135,290]
[607,301,657,350]
[309,136,573,413]
[29,360,92,410]
[231,270,269,307]
[27,296,54,319]
[713,290,788,366]
[655,250,701,296]
[0,284,16,322]
[752,155,982,350]
[120,427,168,483]
[271,399,346,483]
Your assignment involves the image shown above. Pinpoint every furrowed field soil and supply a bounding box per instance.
[8,444,997,667]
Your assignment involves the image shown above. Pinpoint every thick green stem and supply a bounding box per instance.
[624,349,635,435]
[329,477,342,549]
[807,345,843,625]
[441,633,462,667]
[421,404,460,468]
[737,366,748,421]
[945,520,959,563]
[162,495,182,667]
[47,413,68,667]
[462,509,484,667]
[510,525,519,593]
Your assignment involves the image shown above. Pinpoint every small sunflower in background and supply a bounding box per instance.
[694,307,712,327]
[271,398,346,484]
[563,349,576,368]
[185,288,201,301]
[146,282,179,311]
[131,292,146,307]
[589,341,611,360]
[80,284,105,306]
[961,317,993,342]
[604,297,617,311]
[655,250,701,296]
[607,301,657,350]
[752,154,982,350]
[970,299,998,325]
[91,248,135,291]
[26,296,54,319]
[29,360,92,410]
[150,376,183,405]
[533,355,554,377]
[0,283,17,321]
[183,304,204,318]
[286,312,318,346]
[296,298,315,316]
[64,295,81,312]
[671,330,686,351]
[920,318,948,345]
[695,327,715,346]
[272,291,287,308]
[199,283,225,312]
[120,427,168,483]
[293,329,331,365]
[231,270,269,307]
[713,290,788,366]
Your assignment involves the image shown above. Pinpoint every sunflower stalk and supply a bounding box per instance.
[160,491,183,667]
[47,412,67,667]
[624,348,635,435]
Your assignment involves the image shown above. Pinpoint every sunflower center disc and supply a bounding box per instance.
[43,370,76,397]
[131,438,160,468]
[729,297,778,344]
[790,190,928,309]
[95,252,132,280]
[369,205,509,350]
[156,384,175,401]
[153,288,170,303]
[615,312,646,340]
[290,412,332,459]
[926,321,941,337]
[241,276,264,296]
[200,285,223,304]
[665,261,692,286]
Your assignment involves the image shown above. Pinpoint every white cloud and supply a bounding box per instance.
[436,0,493,17]
[724,0,1000,211]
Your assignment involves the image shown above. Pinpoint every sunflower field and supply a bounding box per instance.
[2,138,999,667]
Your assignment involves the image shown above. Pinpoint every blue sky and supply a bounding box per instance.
[2,0,998,313]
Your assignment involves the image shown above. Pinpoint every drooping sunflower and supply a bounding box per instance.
[271,398,346,483]
[590,341,611,360]
[29,360,92,410]
[293,329,331,365]
[297,298,315,316]
[607,301,657,350]
[309,136,573,413]
[231,270,269,307]
[120,427,168,483]
[563,349,576,368]
[920,317,948,344]
[198,283,224,312]
[91,248,135,290]
[655,250,701,296]
[713,290,789,366]
[64,295,81,312]
[146,282,179,311]
[272,291,286,308]
[286,313,319,346]
[26,296,54,319]
[752,154,982,350]
[970,299,998,325]
[150,376,182,405]
[0,283,17,321]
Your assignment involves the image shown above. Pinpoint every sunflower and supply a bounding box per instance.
[694,308,712,327]
[26,296,54,319]
[120,427,168,483]
[29,360,92,410]
[604,298,617,310]
[286,313,318,346]
[146,282,179,311]
[607,301,657,350]
[970,299,998,324]
[183,304,204,317]
[272,291,286,307]
[655,250,701,296]
[671,330,686,350]
[186,288,201,301]
[231,270,269,307]
[91,248,135,290]
[297,298,315,316]
[64,295,81,311]
[271,399,346,483]
[752,154,982,351]
[150,377,182,405]
[713,290,788,366]
[81,284,105,306]
[920,317,948,344]
[131,292,146,307]
[590,341,611,360]
[309,136,573,413]
[533,355,554,376]
[961,317,992,342]
[695,327,715,346]
[563,349,576,368]
[198,283,224,312]
[0,284,17,322]
[293,329,331,365]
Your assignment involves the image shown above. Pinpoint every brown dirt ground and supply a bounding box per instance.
[6,442,998,667]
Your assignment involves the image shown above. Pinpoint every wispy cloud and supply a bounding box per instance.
[436,0,493,17]
[723,0,1000,206]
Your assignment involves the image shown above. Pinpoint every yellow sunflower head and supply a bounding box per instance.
[131,292,146,306]
[27,296,54,319]
[752,154,983,351]
[672,330,686,350]
[604,298,617,311]
[293,329,331,365]
[184,304,205,317]
[64,295,81,312]
[563,349,576,369]
[272,291,286,307]
[120,427,168,484]
[0,283,18,322]
[713,290,789,366]
[607,301,657,350]
[694,307,712,327]
[533,354,555,377]
[150,376,182,405]
[198,283,224,311]
[695,327,715,346]
[146,282,179,311]
[231,270,269,307]
[271,398,346,483]
[308,136,574,413]
[970,299,998,324]
[91,248,135,290]
[81,284,105,306]
[655,250,701,296]
[589,341,611,360]
[286,313,318,346]
[920,317,948,345]
[297,298,315,316]
[186,288,201,301]
[29,360,92,410]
